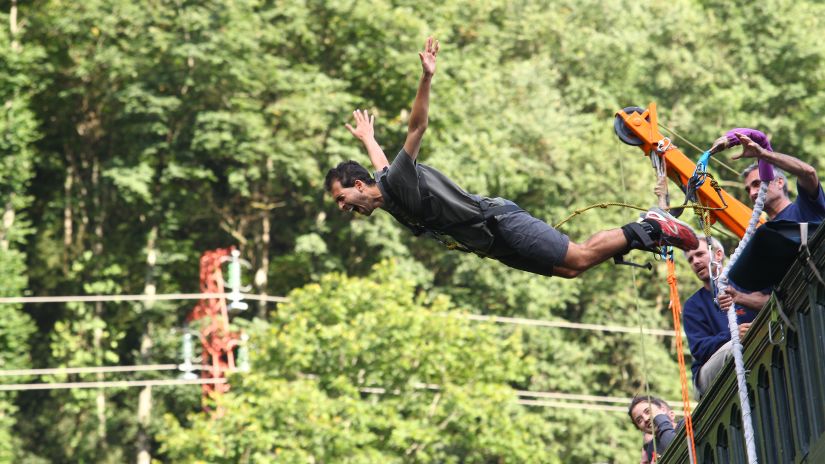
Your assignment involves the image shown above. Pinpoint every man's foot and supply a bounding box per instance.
[642,208,699,251]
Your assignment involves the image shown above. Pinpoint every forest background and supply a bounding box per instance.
[1,0,824,462]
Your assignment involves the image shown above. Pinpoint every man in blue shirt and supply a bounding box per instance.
[683,236,770,396]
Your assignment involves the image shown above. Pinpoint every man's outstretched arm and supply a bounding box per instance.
[345,109,389,171]
[403,37,439,161]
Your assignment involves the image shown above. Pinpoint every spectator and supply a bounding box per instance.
[682,237,769,396]
[628,395,681,462]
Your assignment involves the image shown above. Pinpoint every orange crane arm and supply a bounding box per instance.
[614,103,757,238]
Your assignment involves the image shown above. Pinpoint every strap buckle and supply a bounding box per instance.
[771,291,797,333]
[768,319,785,345]
[799,223,825,286]
[613,254,653,271]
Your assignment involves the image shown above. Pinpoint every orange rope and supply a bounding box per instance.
[665,258,698,463]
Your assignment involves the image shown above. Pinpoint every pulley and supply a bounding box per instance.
[613,106,648,146]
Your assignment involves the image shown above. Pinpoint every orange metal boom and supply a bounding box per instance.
[615,103,756,238]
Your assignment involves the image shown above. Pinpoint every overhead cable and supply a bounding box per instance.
[1,294,677,336]
[0,293,287,305]
[0,378,226,392]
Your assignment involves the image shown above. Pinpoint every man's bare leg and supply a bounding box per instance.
[553,209,699,278]
[553,229,628,278]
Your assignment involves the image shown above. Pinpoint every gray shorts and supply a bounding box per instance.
[488,210,570,276]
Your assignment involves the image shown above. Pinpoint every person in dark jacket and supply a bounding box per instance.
[325,37,699,278]
[628,395,682,462]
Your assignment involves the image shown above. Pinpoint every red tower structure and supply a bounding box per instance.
[188,248,242,406]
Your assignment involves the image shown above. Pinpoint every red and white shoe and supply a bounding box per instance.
[642,208,699,251]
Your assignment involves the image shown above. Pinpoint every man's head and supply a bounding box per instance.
[629,396,674,434]
[684,236,724,284]
[741,162,789,207]
[324,161,382,216]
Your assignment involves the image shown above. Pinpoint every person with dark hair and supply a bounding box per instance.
[711,130,824,223]
[628,395,681,462]
[325,37,699,278]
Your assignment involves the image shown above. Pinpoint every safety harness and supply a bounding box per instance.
[379,174,522,255]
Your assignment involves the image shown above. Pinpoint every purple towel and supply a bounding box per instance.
[724,128,775,181]
[724,128,773,151]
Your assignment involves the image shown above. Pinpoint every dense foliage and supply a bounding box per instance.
[2,0,824,462]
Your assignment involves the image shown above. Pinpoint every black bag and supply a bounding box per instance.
[728,221,820,291]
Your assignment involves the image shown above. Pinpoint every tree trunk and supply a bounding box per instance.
[3,3,18,251]
[254,156,274,317]
[256,212,270,318]
[136,327,153,464]
[91,157,107,443]
[9,0,19,52]
[76,156,89,251]
[63,159,74,273]
[1,196,13,252]
[136,225,157,464]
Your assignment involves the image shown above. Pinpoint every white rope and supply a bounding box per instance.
[714,181,768,464]
[0,378,226,391]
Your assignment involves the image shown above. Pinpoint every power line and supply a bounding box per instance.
[0,364,179,377]
[0,367,694,416]
[457,313,678,337]
[0,292,677,337]
[0,364,688,408]
[357,382,695,411]
[517,399,629,413]
[0,364,248,377]
[0,292,287,305]
[0,376,688,417]
[0,378,226,392]
[357,384,693,416]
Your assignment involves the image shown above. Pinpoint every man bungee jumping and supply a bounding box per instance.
[324,37,699,277]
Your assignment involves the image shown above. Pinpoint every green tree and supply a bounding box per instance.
[0,3,40,461]
[159,261,557,463]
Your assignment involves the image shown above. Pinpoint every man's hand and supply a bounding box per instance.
[649,403,665,418]
[731,133,768,161]
[345,109,375,143]
[724,286,741,305]
[419,36,439,76]
[738,322,751,340]
[345,109,389,171]
[717,291,734,310]
[654,176,670,209]
[709,135,729,155]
